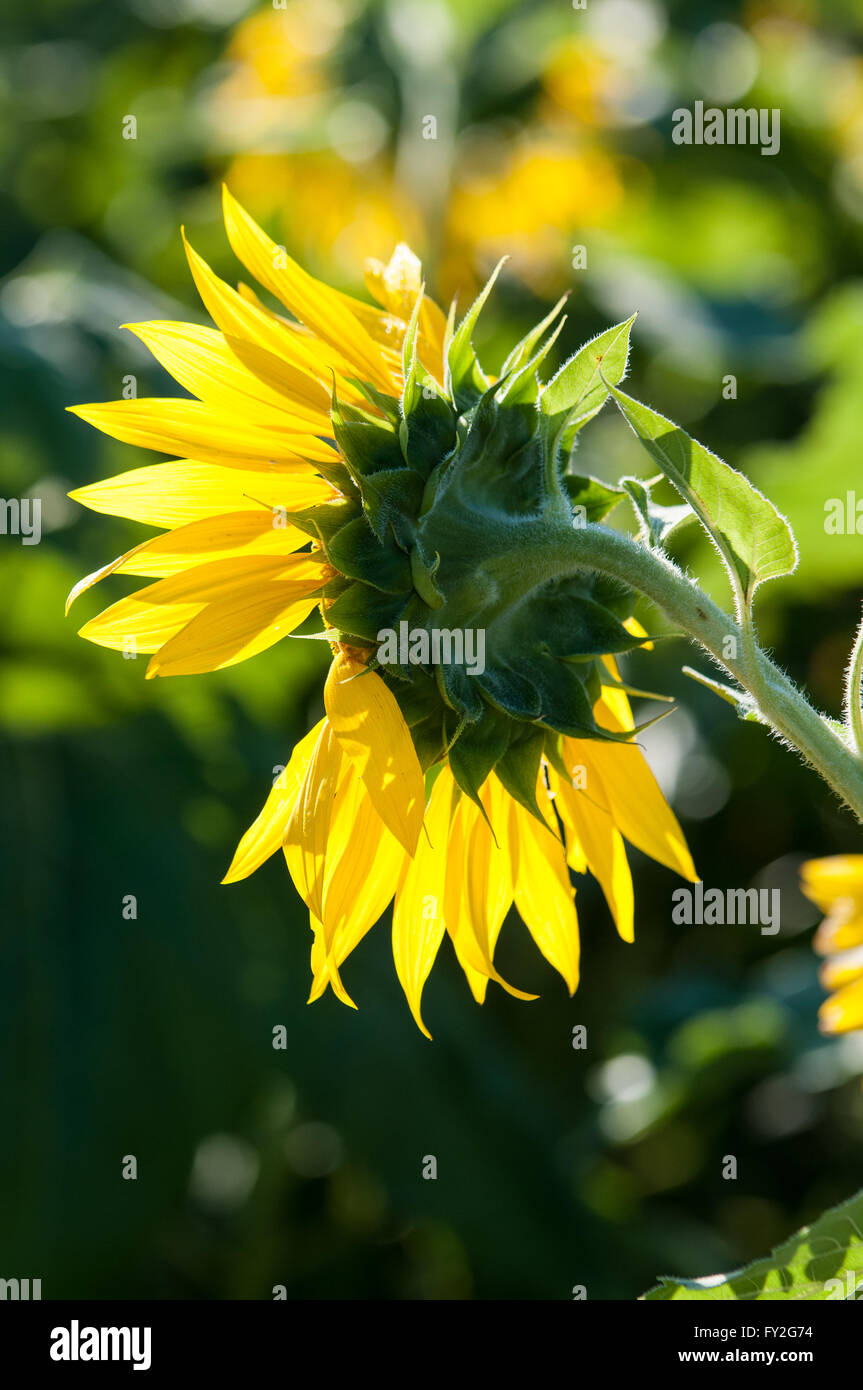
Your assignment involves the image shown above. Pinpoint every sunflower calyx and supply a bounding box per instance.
[305,279,647,808]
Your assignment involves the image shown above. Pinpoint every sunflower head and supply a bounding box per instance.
[291,258,646,814]
[67,189,694,1033]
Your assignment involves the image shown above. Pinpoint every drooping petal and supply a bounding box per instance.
[567,706,697,882]
[509,793,581,994]
[444,785,537,1003]
[324,649,424,856]
[551,766,634,943]
[283,720,343,921]
[318,761,405,961]
[223,719,326,883]
[391,770,450,1037]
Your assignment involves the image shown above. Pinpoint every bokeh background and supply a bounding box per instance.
[3,0,863,1300]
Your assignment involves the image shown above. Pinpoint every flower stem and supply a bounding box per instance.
[542,523,863,823]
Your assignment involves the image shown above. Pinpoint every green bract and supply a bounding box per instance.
[291,274,648,812]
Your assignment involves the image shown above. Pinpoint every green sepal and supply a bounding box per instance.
[500,295,568,379]
[494,724,547,823]
[448,708,511,809]
[496,315,566,408]
[356,467,425,546]
[399,382,458,479]
[326,516,412,593]
[449,380,547,517]
[331,410,405,483]
[323,580,408,644]
[436,660,485,723]
[288,496,360,546]
[475,661,542,722]
[345,377,402,425]
[446,259,505,414]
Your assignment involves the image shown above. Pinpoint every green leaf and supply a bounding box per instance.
[540,314,636,451]
[681,666,761,721]
[563,473,625,524]
[643,1185,863,1300]
[621,475,693,548]
[608,384,797,605]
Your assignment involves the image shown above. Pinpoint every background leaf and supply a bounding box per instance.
[644,1186,863,1300]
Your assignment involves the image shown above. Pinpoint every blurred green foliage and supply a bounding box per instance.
[3,0,863,1300]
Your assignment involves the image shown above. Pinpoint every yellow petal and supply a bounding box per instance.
[801,856,863,913]
[442,790,491,1003]
[223,719,326,883]
[222,185,394,392]
[391,770,451,1037]
[819,977,863,1034]
[183,231,363,395]
[568,707,697,881]
[813,905,863,956]
[127,320,330,430]
[146,586,320,677]
[445,785,537,1003]
[68,460,332,528]
[509,795,581,993]
[551,768,634,943]
[66,510,309,612]
[319,762,404,962]
[78,554,322,653]
[68,398,336,467]
[819,944,863,992]
[308,918,357,1009]
[223,334,337,415]
[283,721,343,921]
[324,650,424,856]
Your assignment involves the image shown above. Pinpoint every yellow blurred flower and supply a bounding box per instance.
[444,136,623,298]
[801,856,863,1037]
[227,152,422,278]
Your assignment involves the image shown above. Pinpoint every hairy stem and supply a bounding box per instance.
[540,524,863,823]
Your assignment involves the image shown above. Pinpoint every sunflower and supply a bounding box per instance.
[802,856,863,1042]
[68,186,696,1036]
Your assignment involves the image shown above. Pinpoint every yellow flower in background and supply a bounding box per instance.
[67,187,695,1035]
[802,857,863,1039]
[443,137,623,300]
[226,152,422,280]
